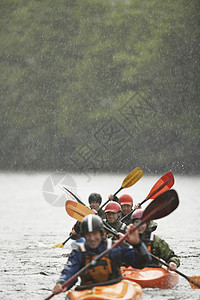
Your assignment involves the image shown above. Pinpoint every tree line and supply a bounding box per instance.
[0,0,199,174]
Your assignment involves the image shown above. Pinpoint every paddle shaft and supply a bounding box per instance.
[62,168,143,214]
[102,224,200,289]
[150,253,200,288]
[62,235,72,246]
[62,185,119,211]
[99,187,122,210]
[45,230,131,300]
[62,186,85,206]
[62,193,120,244]
[99,167,143,211]
[102,221,121,238]
[121,176,172,222]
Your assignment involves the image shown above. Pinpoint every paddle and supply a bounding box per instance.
[121,171,174,222]
[51,187,87,248]
[59,185,85,206]
[66,191,178,242]
[100,167,143,210]
[52,235,72,248]
[65,200,95,220]
[150,254,200,289]
[60,168,143,214]
[66,196,200,289]
[45,189,178,300]
[65,200,123,238]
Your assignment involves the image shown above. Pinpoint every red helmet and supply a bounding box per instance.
[104,201,121,213]
[131,209,144,221]
[119,194,133,206]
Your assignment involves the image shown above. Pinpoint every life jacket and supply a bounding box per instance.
[146,233,155,253]
[116,221,126,233]
[141,221,157,252]
[79,239,122,285]
[103,219,126,234]
[120,213,132,225]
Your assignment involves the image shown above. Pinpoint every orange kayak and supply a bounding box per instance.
[67,279,142,300]
[121,266,179,289]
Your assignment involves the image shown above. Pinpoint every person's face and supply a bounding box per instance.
[105,212,120,224]
[133,219,147,234]
[84,231,102,249]
[90,201,100,211]
[121,204,132,215]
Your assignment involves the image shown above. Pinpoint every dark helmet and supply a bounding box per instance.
[88,193,102,204]
[80,214,104,235]
[131,209,144,222]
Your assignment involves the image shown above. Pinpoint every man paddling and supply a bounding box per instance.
[88,192,105,218]
[52,214,151,295]
[131,209,180,271]
[69,192,105,243]
[103,201,127,236]
[118,194,134,225]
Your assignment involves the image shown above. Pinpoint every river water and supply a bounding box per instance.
[0,172,199,300]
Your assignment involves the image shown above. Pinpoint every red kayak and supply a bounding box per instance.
[121,266,179,289]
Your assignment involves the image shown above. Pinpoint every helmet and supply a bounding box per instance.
[104,201,121,213]
[80,215,104,235]
[131,209,144,222]
[88,193,102,204]
[119,194,133,206]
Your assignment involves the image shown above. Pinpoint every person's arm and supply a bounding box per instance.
[97,208,105,219]
[126,224,152,268]
[111,224,152,268]
[153,235,180,270]
[53,250,82,292]
[108,194,119,202]
[69,221,82,240]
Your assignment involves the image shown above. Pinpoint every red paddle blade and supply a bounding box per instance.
[147,172,174,200]
[142,189,179,223]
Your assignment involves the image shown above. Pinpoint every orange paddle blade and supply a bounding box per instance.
[188,276,200,289]
[147,172,174,200]
[65,200,94,222]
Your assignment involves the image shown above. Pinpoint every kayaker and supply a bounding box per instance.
[89,192,105,219]
[131,209,180,271]
[69,192,105,242]
[118,194,134,225]
[104,201,127,236]
[108,193,140,225]
[52,214,152,295]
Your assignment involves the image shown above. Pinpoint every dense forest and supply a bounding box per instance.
[0,0,199,175]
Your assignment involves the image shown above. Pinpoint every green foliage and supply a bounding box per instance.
[0,0,199,174]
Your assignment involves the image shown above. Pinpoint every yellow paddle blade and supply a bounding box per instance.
[188,276,200,289]
[52,243,64,248]
[122,167,143,188]
[65,200,95,222]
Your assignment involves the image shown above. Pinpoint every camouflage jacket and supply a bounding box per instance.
[141,222,180,267]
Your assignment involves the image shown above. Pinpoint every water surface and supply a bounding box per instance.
[0,172,199,299]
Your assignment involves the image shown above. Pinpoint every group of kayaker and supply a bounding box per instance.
[52,191,180,296]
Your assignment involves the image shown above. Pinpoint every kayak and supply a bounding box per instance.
[67,279,142,299]
[121,266,179,289]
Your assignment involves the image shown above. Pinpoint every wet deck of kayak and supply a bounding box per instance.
[0,173,199,299]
